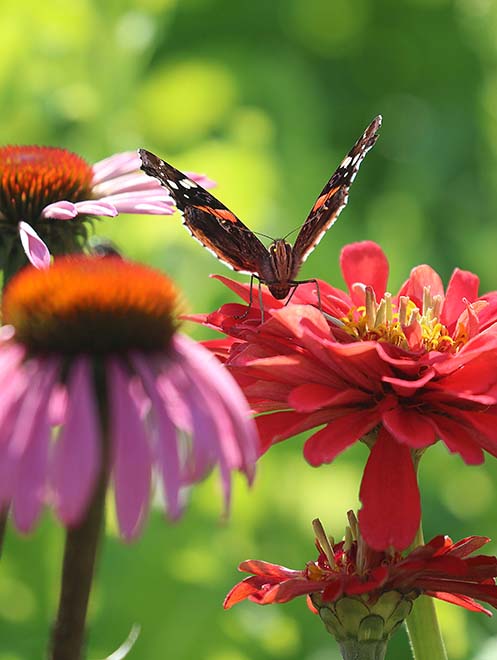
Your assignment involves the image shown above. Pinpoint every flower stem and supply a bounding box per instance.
[0,507,7,557]
[49,362,110,660]
[339,639,387,660]
[404,526,447,660]
[49,468,107,660]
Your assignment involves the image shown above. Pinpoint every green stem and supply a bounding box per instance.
[48,465,107,660]
[339,639,387,660]
[0,507,7,558]
[404,526,447,660]
[48,361,110,660]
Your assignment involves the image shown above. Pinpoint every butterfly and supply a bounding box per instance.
[139,115,381,307]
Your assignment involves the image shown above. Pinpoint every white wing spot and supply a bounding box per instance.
[180,179,198,190]
[341,156,352,168]
[167,180,179,190]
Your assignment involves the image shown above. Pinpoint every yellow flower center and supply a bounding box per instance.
[3,256,180,354]
[341,286,468,353]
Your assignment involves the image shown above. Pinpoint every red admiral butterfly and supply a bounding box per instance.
[139,115,381,304]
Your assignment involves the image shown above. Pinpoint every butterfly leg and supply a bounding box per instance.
[286,279,322,311]
[234,274,256,320]
[258,280,265,323]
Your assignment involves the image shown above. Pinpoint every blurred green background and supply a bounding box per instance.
[2,0,497,658]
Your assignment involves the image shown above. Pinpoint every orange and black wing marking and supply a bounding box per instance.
[139,149,268,276]
[292,115,382,265]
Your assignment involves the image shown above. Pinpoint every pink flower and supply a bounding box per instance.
[0,146,215,275]
[192,241,497,550]
[0,256,256,539]
[225,515,497,632]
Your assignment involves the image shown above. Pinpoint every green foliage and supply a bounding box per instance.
[1,0,497,657]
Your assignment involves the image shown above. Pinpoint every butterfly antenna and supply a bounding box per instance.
[253,230,276,242]
[282,224,304,241]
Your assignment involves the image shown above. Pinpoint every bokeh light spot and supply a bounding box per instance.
[137,61,237,148]
[0,576,36,622]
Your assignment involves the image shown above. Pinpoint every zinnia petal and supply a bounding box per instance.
[358,428,420,551]
[340,241,389,305]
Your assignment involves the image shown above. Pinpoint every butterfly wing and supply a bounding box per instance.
[292,115,382,266]
[139,149,268,275]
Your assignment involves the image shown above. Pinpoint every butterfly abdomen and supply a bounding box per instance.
[258,240,296,299]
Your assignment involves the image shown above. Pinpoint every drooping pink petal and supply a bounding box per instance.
[18,222,51,269]
[340,241,389,306]
[131,354,182,520]
[358,428,420,551]
[11,360,58,532]
[11,396,51,532]
[166,356,238,510]
[51,357,101,526]
[109,359,152,540]
[173,334,258,477]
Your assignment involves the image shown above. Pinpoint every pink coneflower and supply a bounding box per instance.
[0,256,256,539]
[0,146,215,276]
[191,241,497,551]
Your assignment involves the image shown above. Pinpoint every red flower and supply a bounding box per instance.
[224,516,497,622]
[191,242,497,550]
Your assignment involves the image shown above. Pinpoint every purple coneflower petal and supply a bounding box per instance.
[74,200,118,217]
[91,151,140,185]
[10,360,58,531]
[173,361,234,509]
[132,354,182,519]
[173,334,257,477]
[92,173,166,197]
[184,172,217,188]
[18,222,51,269]
[97,192,175,215]
[51,358,101,526]
[11,399,51,532]
[0,368,30,505]
[109,359,152,540]
[41,201,79,220]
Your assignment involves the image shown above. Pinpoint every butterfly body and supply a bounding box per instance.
[139,115,381,302]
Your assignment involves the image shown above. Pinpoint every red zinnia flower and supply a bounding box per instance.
[192,241,497,550]
[225,515,497,654]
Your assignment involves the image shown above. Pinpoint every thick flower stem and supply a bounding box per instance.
[48,468,107,660]
[339,640,387,660]
[404,526,447,660]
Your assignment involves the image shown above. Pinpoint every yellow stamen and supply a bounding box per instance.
[341,288,468,354]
